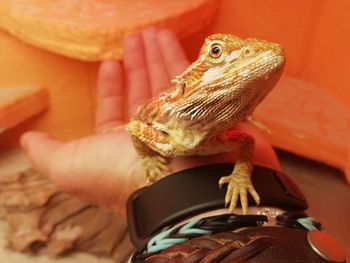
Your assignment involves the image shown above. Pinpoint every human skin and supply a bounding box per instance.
[20,27,280,216]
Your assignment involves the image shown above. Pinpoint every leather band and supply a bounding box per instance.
[127,163,307,249]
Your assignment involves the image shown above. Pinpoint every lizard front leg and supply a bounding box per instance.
[127,120,172,183]
[195,130,260,214]
[217,131,260,214]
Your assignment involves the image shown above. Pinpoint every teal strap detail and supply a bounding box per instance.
[146,219,212,254]
[297,217,318,230]
[130,214,268,262]
[178,220,211,235]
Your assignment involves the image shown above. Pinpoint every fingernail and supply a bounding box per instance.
[158,28,174,37]
[99,60,120,75]
[158,29,176,43]
[142,26,159,47]
[123,34,142,50]
[143,26,158,36]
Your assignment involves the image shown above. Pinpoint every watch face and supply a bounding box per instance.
[307,230,346,263]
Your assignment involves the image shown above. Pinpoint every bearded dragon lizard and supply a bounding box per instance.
[127,34,285,214]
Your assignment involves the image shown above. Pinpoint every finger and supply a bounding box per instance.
[96,60,125,133]
[20,131,63,176]
[124,34,151,117]
[158,29,190,78]
[142,27,171,96]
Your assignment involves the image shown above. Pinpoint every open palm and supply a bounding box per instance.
[21,28,280,216]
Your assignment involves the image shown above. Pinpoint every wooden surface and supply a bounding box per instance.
[0,222,114,263]
[0,0,218,61]
[0,148,132,262]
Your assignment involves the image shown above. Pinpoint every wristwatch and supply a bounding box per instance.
[127,163,346,262]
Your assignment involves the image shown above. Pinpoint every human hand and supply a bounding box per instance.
[21,27,280,217]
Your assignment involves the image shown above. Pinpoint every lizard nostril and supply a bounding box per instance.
[242,47,255,57]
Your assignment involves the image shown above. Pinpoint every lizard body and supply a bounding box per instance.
[127,34,285,214]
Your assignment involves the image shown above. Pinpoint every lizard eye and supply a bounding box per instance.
[209,44,222,58]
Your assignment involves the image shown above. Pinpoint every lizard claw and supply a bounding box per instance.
[218,173,260,214]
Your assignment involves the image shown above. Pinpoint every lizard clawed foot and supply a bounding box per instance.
[218,172,260,214]
[142,155,170,183]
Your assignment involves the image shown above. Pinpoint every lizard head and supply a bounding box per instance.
[164,34,285,130]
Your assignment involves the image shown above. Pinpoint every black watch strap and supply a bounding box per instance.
[127,163,307,249]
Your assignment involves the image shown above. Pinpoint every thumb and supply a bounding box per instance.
[20,131,63,176]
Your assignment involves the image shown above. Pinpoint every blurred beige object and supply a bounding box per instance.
[0,148,132,262]
[0,87,48,132]
[0,0,219,61]
[0,221,114,263]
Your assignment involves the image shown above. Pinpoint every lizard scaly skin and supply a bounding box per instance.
[127,34,285,214]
